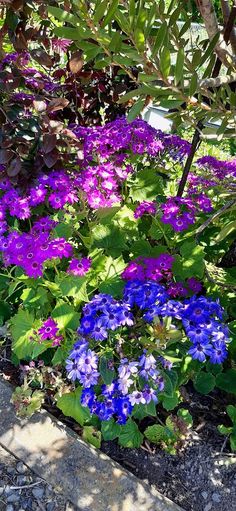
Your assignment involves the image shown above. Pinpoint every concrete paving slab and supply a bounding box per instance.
[0,379,184,511]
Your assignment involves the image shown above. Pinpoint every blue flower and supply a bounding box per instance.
[115,397,133,424]
[79,316,96,335]
[188,341,213,362]
[90,319,108,341]
[81,388,96,408]
[186,326,210,344]
[209,340,228,364]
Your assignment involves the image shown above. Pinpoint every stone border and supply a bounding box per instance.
[0,379,184,511]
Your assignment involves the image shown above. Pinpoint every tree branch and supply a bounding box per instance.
[220,0,236,54]
[195,0,235,68]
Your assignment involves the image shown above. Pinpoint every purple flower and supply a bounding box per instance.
[67,257,91,276]
[134,201,156,219]
[129,390,146,406]
[38,318,59,340]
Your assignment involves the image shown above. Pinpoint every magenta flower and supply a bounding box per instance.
[134,201,156,219]
[38,318,59,340]
[67,257,91,276]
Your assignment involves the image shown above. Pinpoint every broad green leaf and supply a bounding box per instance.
[132,400,157,420]
[227,405,236,424]
[177,408,193,427]
[216,369,236,394]
[92,224,127,254]
[52,301,80,330]
[11,309,43,360]
[57,387,90,426]
[82,426,101,448]
[59,276,88,305]
[118,418,143,448]
[144,424,165,443]
[162,393,179,411]
[128,169,163,202]
[205,263,236,288]
[101,419,121,441]
[194,371,216,395]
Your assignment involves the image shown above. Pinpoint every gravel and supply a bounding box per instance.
[0,446,77,511]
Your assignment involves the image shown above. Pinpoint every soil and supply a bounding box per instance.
[1,343,236,511]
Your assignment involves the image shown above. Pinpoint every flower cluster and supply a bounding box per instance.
[67,257,91,277]
[197,156,236,180]
[78,293,134,341]
[72,117,164,160]
[66,339,164,424]
[0,217,73,278]
[122,254,174,282]
[66,274,229,424]
[161,194,212,232]
[134,201,157,219]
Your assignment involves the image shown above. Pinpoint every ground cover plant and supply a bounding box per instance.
[0,0,236,455]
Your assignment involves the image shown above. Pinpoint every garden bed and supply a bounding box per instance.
[1,352,235,511]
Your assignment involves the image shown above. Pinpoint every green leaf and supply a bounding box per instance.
[215,221,236,243]
[48,6,79,25]
[92,224,127,254]
[128,169,162,202]
[216,369,236,394]
[102,0,119,27]
[53,27,82,41]
[144,424,165,444]
[82,426,101,448]
[162,394,179,411]
[99,354,115,385]
[59,276,88,305]
[118,419,143,448]
[227,405,236,424]
[52,346,68,366]
[94,0,108,23]
[230,432,236,451]
[127,99,145,122]
[205,263,236,288]
[132,400,157,420]
[160,47,171,79]
[11,309,43,360]
[98,255,126,297]
[101,418,121,441]
[175,47,184,85]
[57,387,90,426]
[200,32,220,66]
[52,301,80,330]
[177,408,193,427]
[194,371,216,395]
[217,424,232,435]
[173,242,205,280]
[189,73,198,97]
[152,22,167,56]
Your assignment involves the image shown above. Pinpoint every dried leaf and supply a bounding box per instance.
[69,51,84,74]
[31,49,53,68]
[47,98,69,113]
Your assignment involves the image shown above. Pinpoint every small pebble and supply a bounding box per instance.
[0,487,4,496]
[201,491,208,500]
[204,504,212,511]
[16,475,31,485]
[6,505,14,511]
[7,492,20,503]
[17,462,28,475]
[212,492,221,503]
[46,502,55,511]
[6,467,15,475]
[32,486,45,499]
